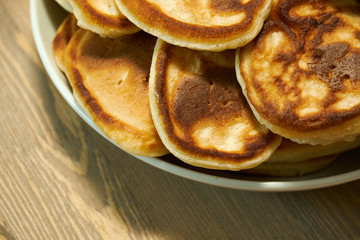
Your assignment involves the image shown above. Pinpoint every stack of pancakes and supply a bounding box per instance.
[52,0,360,177]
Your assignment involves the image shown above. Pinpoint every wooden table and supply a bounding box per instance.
[0,0,359,239]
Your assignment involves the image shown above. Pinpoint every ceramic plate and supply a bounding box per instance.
[30,0,360,191]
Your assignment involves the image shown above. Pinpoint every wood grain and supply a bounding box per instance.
[0,0,359,239]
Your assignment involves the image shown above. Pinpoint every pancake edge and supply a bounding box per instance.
[242,155,339,177]
[68,0,140,38]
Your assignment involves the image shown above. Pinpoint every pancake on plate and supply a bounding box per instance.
[115,0,272,51]
[62,28,168,157]
[67,0,140,37]
[244,135,360,176]
[268,137,360,163]
[53,14,79,72]
[243,155,339,177]
[149,39,282,171]
[236,0,360,145]
[54,0,73,12]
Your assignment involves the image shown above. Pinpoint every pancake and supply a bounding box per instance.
[243,155,338,177]
[236,0,360,145]
[54,0,73,12]
[115,0,272,51]
[67,0,140,37]
[248,134,360,176]
[53,14,79,72]
[63,29,168,157]
[149,39,282,171]
[268,137,360,163]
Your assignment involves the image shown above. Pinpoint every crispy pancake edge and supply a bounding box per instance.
[52,14,79,72]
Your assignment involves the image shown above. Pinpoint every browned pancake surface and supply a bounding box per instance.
[64,30,168,156]
[237,0,360,144]
[115,0,272,51]
[150,40,281,170]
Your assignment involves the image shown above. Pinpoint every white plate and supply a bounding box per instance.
[30,0,360,191]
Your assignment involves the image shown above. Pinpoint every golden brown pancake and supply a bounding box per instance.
[67,0,140,37]
[55,0,73,12]
[236,0,360,145]
[248,135,360,176]
[53,14,79,72]
[63,29,168,157]
[149,39,282,171]
[115,0,272,51]
[268,137,360,163]
[243,155,338,177]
